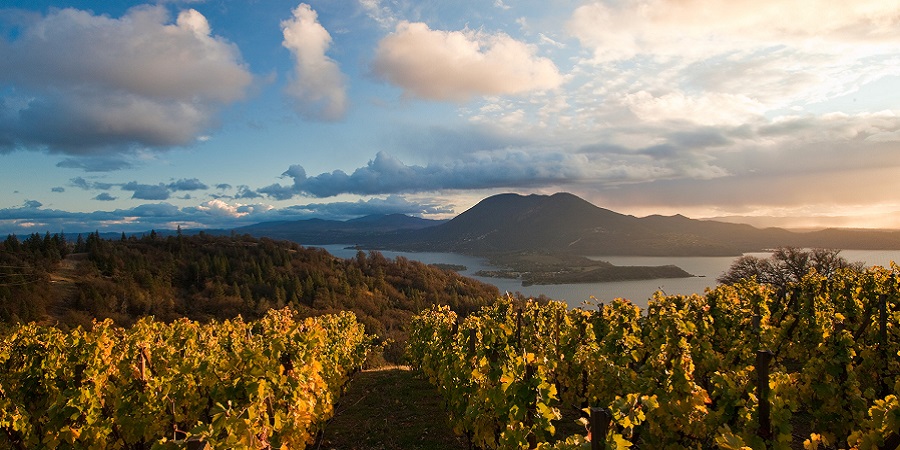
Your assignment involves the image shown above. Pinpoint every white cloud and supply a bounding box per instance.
[568,0,900,63]
[194,199,255,218]
[281,3,348,121]
[177,8,211,36]
[0,5,252,155]
[619,90,767,126]
[358,0,398,29]
[372,21,563,101]
[565,0,900,121]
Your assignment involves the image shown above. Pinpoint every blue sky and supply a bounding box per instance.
[1,0,899,235]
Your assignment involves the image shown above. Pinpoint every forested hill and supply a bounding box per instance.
[0,232,498,361]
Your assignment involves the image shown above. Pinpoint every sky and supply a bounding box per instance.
[1,0,899,236]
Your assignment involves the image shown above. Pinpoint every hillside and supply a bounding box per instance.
[0,232,498,361]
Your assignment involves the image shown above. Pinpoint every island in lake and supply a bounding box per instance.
[475,251,694,286]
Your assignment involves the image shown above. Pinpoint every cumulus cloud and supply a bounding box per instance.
[372,21,563,101]
[67,176,212,199]
[122,182,171,201]
[281,4,348,121]
[70,177,115,191]
[51,187,65,193]
[281,195,454,220]
[259,104,900,209]
[236,185,264,199]
[167,178,209,191]
[259,151,598,199]
[94,193,117,202]
[0,5,252,156]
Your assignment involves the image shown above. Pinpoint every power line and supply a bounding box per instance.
[0,279,41,287]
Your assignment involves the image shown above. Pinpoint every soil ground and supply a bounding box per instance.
[317,366,468,450]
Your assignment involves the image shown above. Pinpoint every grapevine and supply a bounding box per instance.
[0,308,370,449]
[409,265,900,449]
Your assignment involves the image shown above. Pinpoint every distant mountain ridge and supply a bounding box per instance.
[235,193,900,256]
[234,213,445,245]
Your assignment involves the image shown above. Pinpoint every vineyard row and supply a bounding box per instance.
[0,309,371,449]
[408,265,900,449]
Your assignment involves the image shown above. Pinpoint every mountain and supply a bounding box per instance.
[380,192,735,255]
[233,193,900,256]
[234,214,445,245]
[382,193,900,256]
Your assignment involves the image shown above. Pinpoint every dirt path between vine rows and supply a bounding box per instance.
[46,253,86,322]
[317,366,468,450]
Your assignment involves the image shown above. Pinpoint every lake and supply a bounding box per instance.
[311,245,900,310]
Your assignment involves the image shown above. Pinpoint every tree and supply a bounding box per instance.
[717,247,862,288]
[3,234,20,252]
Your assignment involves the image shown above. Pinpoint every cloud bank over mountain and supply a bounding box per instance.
[0,0,898,234]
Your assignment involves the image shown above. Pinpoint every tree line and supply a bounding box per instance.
[0,231,499,362]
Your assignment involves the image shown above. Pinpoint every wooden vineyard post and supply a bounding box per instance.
[756,350,774,441]
[752,313,762,350]
[590,407,612,450]
[525,364,538,449]
[516,308,523,350]
[878,294,889,398]
[878,294,888,347]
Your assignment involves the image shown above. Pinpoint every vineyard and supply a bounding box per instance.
[0,309,371,449]
[2,252,899,449]
[408,265,900,449]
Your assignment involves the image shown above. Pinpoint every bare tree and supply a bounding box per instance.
[717,247,862,287]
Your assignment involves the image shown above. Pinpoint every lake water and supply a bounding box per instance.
[311,245,900,310]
